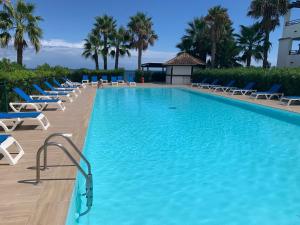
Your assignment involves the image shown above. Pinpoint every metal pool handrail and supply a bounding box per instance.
[35,133,93,217]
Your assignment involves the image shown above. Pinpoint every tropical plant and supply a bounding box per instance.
[176,17,210,62]
[248,0,289,68]
[0,0,43,65]
[110,26,131,69]
[216,31,242,68]
[235,23,264,67]
[205,6,232,68]
[82,32,103,70]
[128,12,158,70]
[94,15,116,70]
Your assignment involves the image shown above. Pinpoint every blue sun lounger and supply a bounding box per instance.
[117,75,125,84]
[63,77,85,88]
[199,79,220,89]
[44,81,78,97]
[0,135,24,165]
[53,78,81,92]
[127,75,136,86]
[0,112,50,132]
[212,80,236,92]
[10,87,65,112]
[280,96,300,106]
[82,75,89,84]
[52,79,81,93]
[250,84,283,100]
[111,76,118,86]
[101,75,108,83]
[33,84,73,102]
[91,76,98,86]
[229,82,256,95]
[192,78,208,87]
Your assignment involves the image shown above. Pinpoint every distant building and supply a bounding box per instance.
[277,1,300,68]
[164,53,205,85]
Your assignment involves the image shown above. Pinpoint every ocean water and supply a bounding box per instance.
[66,88,300,225]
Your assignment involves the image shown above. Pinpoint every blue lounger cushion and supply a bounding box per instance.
[0,135,10,143]
[0,112,41,119]
[13,88,60,102]
[33,84,68,96]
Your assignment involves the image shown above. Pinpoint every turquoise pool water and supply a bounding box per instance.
[66,88,300,225]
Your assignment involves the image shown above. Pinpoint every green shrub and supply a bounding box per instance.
[0,61,125,111]
[193,67,300,95]
[134,70,143,82]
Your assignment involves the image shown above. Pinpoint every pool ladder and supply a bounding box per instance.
[35,133,93,217]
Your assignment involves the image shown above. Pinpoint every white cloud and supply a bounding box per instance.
[41,39,84,49]
[0,39,177,69]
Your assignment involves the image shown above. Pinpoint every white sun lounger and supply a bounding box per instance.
[111,77,119,86]
[0,112,50,132]
[10,88,65,112]
[280,96,300,106]
[0,135,24,165]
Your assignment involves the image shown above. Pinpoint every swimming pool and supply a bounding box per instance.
[66,88,300,225]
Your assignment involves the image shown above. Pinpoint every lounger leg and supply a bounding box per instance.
[0,137,24,165]
[38,114,50,130]
[58,102,66,111]
[0,121,20,132]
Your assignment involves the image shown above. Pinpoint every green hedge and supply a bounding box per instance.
[193,67,300,96]
[0,64,125,111]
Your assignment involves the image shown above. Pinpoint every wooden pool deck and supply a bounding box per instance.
[1,84,300,225]
[0,87,96,225]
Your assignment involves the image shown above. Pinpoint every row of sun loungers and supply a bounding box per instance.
[192,79,300,106]
[0,78,85,165]
[82,75,136,86]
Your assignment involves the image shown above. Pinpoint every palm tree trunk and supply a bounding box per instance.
[17,43,23,66]
[211,41,216,68]
[95,52,99,70]
[138,46,142,70]
[104,36,108,70]
[115,47,120,69]
[246,55,251,67]
[263,31,270,68]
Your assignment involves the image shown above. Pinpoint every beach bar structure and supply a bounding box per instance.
[165,53,205,85]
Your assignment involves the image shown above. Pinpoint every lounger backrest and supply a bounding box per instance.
[92,76,98,82]
[102,75,107,80]
[33,84,47,95]
[44,81,55,91]
[111,76,117,82]
[225,80,235,87]
[244,82,255,90]
[82,75,89,81]
[53,79,62,87]
[13,88,32,101]
[118,76,123,80]
[269,84,281,93]
[127,75,134,82]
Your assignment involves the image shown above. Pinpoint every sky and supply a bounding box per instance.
[0,0,293,69]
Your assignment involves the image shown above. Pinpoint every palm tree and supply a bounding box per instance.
[0,0,43,65]
[128,12,158,70]
[177,17,210,62]
[248,0,289,68]
[205,6,231,68]
[110,26,131,69]
[82,32,103,70]
[94,15,116,70]
[235,23,264,67]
